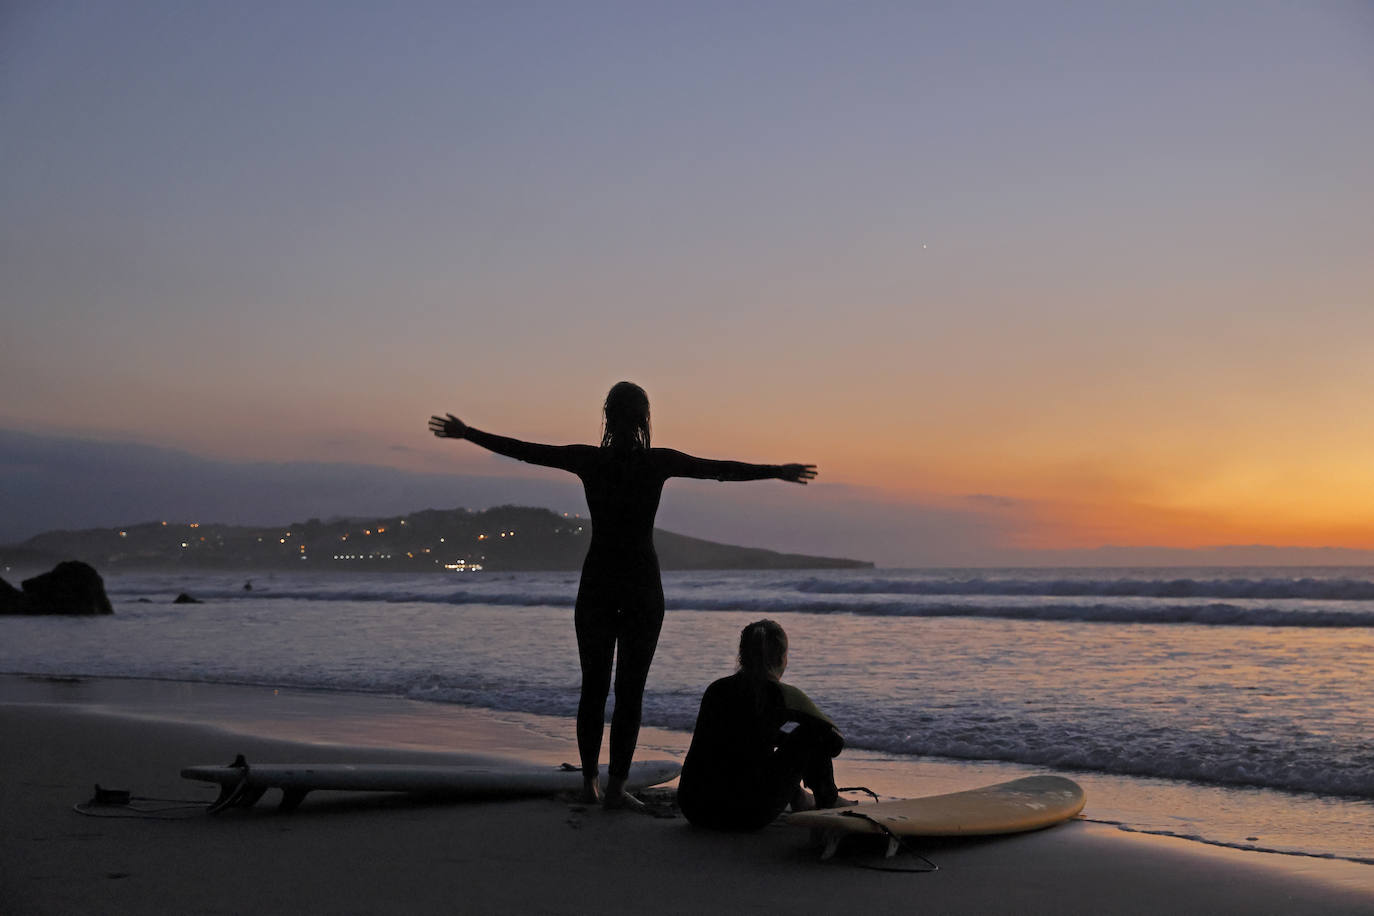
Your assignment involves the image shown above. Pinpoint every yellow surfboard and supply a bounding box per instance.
[786,775,1085,859]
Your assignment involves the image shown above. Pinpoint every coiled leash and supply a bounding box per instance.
[819,786,940,873]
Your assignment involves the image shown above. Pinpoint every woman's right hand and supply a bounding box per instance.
[428,413,468,440]
[779,463,818,485]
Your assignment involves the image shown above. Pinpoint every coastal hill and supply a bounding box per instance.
[1,505,873,572]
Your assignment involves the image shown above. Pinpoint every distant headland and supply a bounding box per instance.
[0,506,873,573]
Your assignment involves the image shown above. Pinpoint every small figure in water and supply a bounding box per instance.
[243,579,252,592]
[429,382,816,811]
[677,619,851,830]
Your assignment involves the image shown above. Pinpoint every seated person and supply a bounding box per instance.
[677,619,848,830]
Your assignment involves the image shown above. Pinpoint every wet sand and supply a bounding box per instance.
[3,677,1372,915]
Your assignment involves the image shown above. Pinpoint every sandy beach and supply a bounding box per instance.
[3,677,1372,915]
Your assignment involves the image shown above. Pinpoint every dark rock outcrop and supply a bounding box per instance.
[5,561,114,615]
[0,577,26,613]
[173,592,201,604]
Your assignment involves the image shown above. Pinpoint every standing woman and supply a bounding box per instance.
[429,382,816,810]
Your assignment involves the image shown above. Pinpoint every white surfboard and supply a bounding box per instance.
[182,754,682,812]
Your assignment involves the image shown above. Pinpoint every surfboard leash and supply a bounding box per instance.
[73,784,214,820]
[75,753,258,818]
[823,786,936,871]
[204,753,257,814]
[832,807,940,874]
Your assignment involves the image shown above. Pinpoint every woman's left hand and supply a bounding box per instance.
[780,463,818,485]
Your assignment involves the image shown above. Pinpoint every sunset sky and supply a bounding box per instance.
[3,2,1372,564]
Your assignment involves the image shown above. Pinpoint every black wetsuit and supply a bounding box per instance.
[677,671,844,830]
[462,428,785,780]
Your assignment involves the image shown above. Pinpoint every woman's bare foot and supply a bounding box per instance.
[603,789,651,813]
[789,787,816,812]
[602,775,651,813]
[579,775,602,805]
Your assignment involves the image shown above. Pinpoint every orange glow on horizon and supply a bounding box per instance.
[808,437,1374,553]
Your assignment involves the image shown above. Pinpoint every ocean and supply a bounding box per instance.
[2,566,1370,864]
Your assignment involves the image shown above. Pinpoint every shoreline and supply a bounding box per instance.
[3,674,1373,914]
[7,671,1372,864]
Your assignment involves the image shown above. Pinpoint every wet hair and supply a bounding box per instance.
[600,381,651,451]
[737,619,788,677]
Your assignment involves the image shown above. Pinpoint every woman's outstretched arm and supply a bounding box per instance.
[428,413,592,474]
[657,448,817,485]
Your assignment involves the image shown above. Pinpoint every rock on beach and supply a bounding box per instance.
[0,560,113,615]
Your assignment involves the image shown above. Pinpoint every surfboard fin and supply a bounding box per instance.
[813,829,841,860]
[815,811,905,860]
